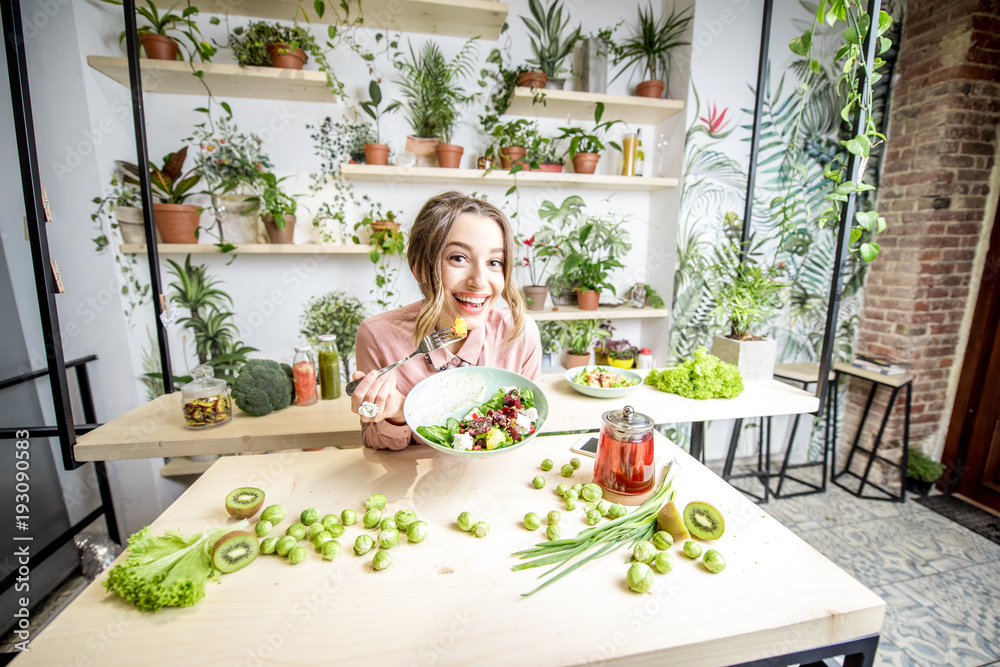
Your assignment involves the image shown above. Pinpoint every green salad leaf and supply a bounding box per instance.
[645,347,744,400]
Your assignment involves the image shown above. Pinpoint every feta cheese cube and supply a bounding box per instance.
[452,432,474,451]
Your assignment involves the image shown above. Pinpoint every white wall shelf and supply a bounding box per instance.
[87,56,335,102]
[120,243,371,255]
[176,0,508,40]
[528,306,670,322]
[506,87,685,125]
[340,163,678,191]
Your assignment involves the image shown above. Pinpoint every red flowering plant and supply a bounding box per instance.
[186,111,272,195]
[519,232,560,287]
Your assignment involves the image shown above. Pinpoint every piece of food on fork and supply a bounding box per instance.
[450,316,467,338]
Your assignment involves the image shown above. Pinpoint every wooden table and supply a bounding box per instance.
[21,433,884,666]
[74,374,819,463]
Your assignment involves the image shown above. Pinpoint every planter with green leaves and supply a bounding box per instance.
[102,0,214,62]
[488,118,539,170]
[524,133,563,172]
[395,39,478,167]
[122,148,203,244]
[555,211,632,310]
[300,290,367,382]
[604,2,692,98]
[520,0,581,89]
[557,102,622,174]
[704,237,786,381]
[905,449,945,496]
[244,172,298,244]
[229,21,318,70]
[359,80,400,166]
[563,319,611,368]
[353,209,406,311]
[93,172,146,244]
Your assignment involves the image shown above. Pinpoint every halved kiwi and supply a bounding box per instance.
[656,501,690,543]
[212,530,260,574]
[225,487,265,519]
[683,501,725,540]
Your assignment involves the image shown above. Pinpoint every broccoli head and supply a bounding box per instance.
[232,359,293,417]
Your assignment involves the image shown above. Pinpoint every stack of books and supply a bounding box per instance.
[852,354,911,375]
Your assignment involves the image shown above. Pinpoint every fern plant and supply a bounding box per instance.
[394,39,479,142]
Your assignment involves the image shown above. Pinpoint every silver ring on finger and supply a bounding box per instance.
[358,401,380,418]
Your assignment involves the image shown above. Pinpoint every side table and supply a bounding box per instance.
[831,362,914,502]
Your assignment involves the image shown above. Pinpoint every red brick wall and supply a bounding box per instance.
[839,0,1000,482]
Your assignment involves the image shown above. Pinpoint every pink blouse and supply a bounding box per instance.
[354,300,542,450]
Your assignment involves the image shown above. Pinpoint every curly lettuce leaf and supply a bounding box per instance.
[645,347,744,400]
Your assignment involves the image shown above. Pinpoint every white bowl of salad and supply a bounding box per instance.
[564,365,643,399]
[403,367,549,458]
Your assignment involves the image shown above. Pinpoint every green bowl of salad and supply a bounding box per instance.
[564,365,643,399]
[403,367,549,458]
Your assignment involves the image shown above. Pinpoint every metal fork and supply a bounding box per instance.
[345,328,464,397]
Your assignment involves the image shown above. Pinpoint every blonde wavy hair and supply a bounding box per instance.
[407,191,526,348]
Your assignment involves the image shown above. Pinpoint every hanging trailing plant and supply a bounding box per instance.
[307,116,373,243]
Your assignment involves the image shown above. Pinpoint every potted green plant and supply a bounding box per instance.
[520,0,582,89]
[605,339,638,368]
[244,172,298,244]
[92,172,146,245]
[487,118,539,169]
[556,212,632,310]
[524,133,563,172]
[557,102,622,174]
[228,21,319,70]
[121,148,203,244]
[606,2,693,98]
[905,449,946,496]
[353,208,406,311]
[394,39,478,167]
[300,290,367,382]
[102,0,214,62]
[359,80,401,166]
[563,319,611,368]
[703,236,787,381]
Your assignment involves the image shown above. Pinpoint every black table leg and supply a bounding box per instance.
[690,421,705,463]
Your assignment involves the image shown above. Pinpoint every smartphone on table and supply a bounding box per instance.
[570,435,599,458]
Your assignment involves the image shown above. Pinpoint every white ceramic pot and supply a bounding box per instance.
[711,335,777,382]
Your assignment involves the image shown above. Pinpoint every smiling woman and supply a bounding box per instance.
[349,191,542,451]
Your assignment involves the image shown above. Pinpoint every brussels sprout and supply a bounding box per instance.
[581,484,602,502]
[354,534,375,556]
[457,511,476,532]
[653,551,674,574]
[555,484,569,497]
[362,508,382,529]
[652,531,674,550]
[560,464,574,477]
[633,540,656,564]
[702,549,726,573]
[572,483,583,494]
[341,509,357,526]
[547,510,561,526]
[564,497,577,511]
[378,528,400,549]
[406,521,429,543]
[394,509,418,530]
[565,489,580,502]
[365,493,387,511]
[285,522,306,541]
[321,513,341,528]
[312,530,334,549]
[254,520,273,538]
[372,549,392,571]
[379,518,397,531]
[300,508,320,526]
[608,504,627,519]
[570,457,581,470]
[523,512,541,530]
[585,509,602,525]
[627,563,654,593]
[532,476,546,489]
[597,500,611,516]
[288,545,307,564]
[472,521,489,538]
[326,523,346,538]
[260,537,278,555]
[321,540,342,560]
[261,505,286,524]
[275,536,296,556]
[683,540,702,559]
[545,524,561,541]
[307,522,327,540]
[540,459,554,471]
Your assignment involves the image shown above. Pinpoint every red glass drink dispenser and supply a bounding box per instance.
[593,405,655,496]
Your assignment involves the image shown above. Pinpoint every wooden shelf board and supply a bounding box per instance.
[528,306,670,321]
[120,243,371,255]
[181,0,508,40]
[87,56,335,102]
[507,87,685,125]
[159,456,225,478]
[340,163,678,191]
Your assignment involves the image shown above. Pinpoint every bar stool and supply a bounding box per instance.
[772,363,836,499]
[830,362,913,502]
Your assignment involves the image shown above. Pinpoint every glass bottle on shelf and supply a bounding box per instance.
[621,132,638,176]
[292,344,318,406]
[635,129,645,177]
[180,364,232,429]
[317,334,341,400]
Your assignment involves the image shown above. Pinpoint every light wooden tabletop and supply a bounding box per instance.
[74,373,820,462]
[24,433,884,667]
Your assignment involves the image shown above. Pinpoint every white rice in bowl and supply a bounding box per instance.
[409,372,487,425]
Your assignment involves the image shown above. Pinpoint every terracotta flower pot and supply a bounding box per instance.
[363,143,390,165]
[523,285,549,311]
[499,146,526,170]
[405,136,440,167]
[516,71,548,89]
[436,143,464,168]
[576,289,600,310]
[572,153,600,174]
[266,43,307,69]
[538,163,564,173]
[153,203,200,243]
[564,352,591,369]
[139,34,180,61]
[263,214,296,244]
[635,79,665,99]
